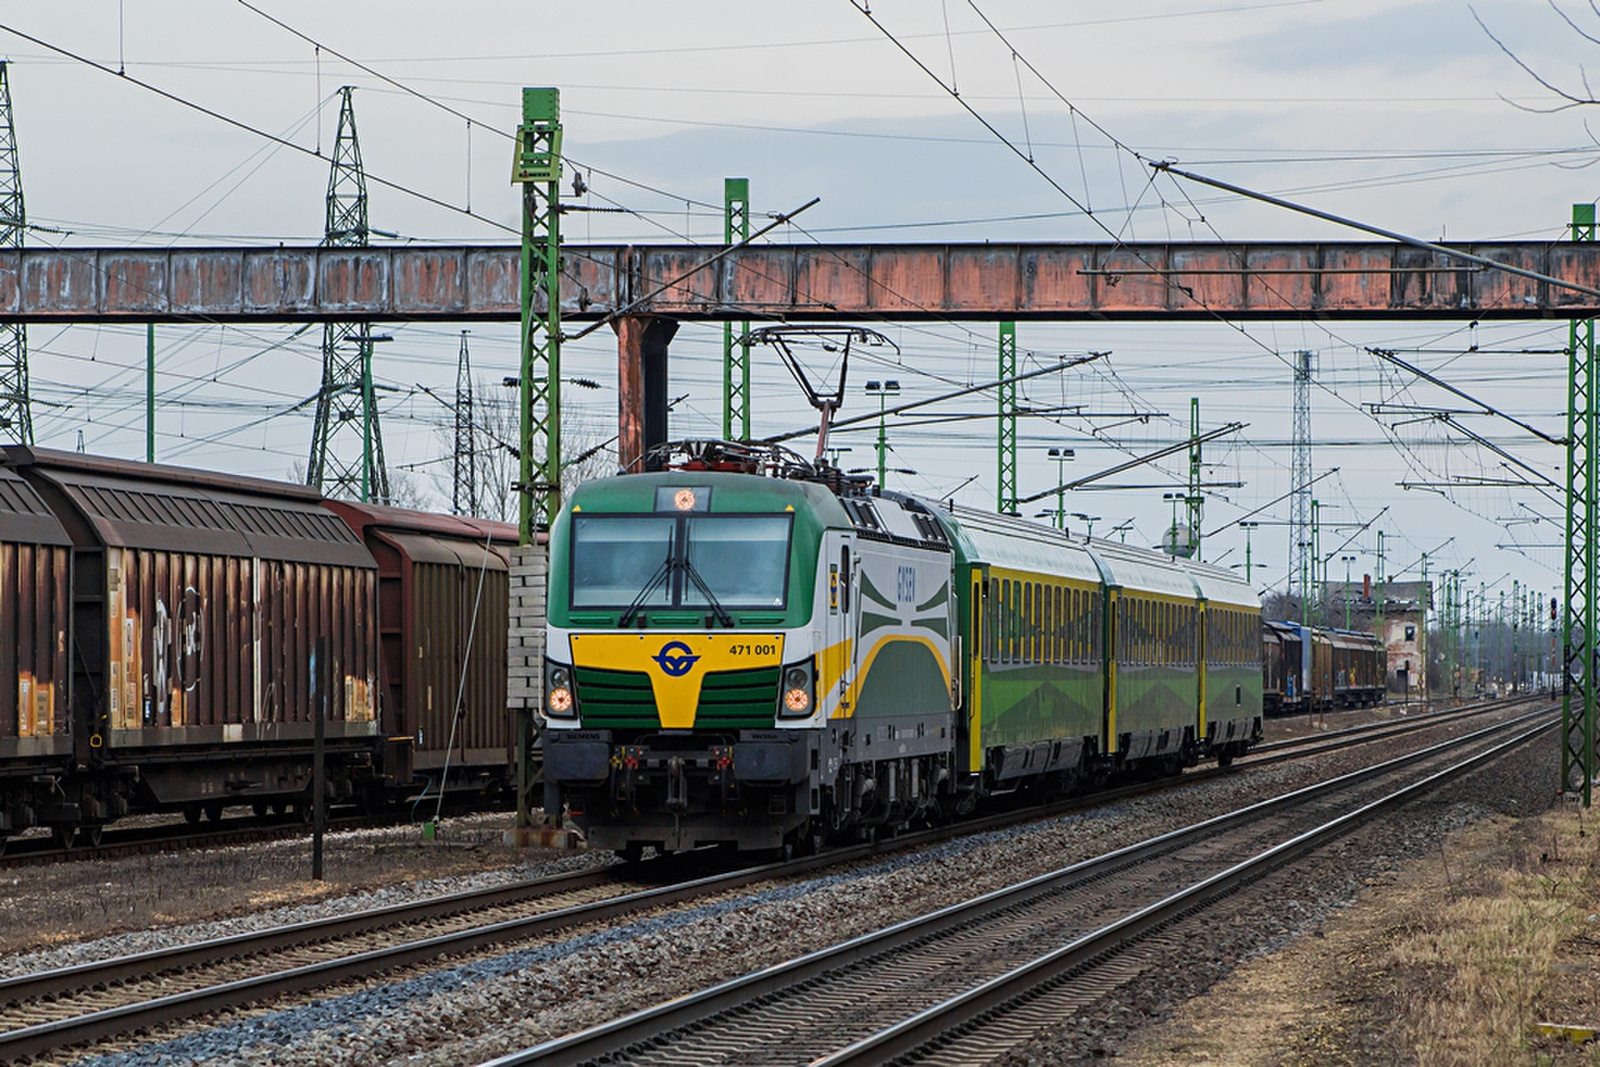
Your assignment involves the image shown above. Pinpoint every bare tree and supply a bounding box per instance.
[431,379,616,523]
[1475,2,1600,115]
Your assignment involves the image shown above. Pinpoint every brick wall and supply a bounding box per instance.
[507,542,547,716]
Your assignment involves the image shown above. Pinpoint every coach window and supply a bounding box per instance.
[1076,591,1085,663]
[1133,599,1142,665]
[1032,583,1042,664]
[1067,589,1078,662]
[1040,584,1050,665]
[1143,599,1150,665]
[1038,585,1047,665]
[1046,586,1055,665]
[1045,585,1055,664]
[1049,586,1059,664]
[1031,583,1041,664]
[1146,600,1154,665]
[1004,579,1017,662]
[1165,603,1174,665]
[1053,586,1061,664]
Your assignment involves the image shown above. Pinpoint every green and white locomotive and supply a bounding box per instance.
[540,443,1262,856]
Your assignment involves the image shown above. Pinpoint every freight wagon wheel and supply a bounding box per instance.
[204,801,225,823]
[52,825,75,851]
[251,801,270,819]
[183,804,203,825]
[82,824,104,849]
[0,835,7,857]
[1217,750,1235,769]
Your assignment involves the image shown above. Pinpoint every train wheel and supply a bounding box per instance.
[616,843,645,866]
[251,801,269,819]
[0,835,7,857]
[52,825,75,851]
[183,804,202,825]
[1217,750,1236,769]
[204,801,225,823]
[82,824,104,849]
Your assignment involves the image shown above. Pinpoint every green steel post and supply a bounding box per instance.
[1566,201,1598,805]
[1187,397,1202,559]
[512,88,563,833]
[1512,580,1520,691]
[1375,530,1385,688]
[513,87,563,542]
[998,321,1017,514]
[1420,552,1429,702]
[722,177,750,441]
[146,323,155,463]
[876,391,889,487]
[1310,498,1321,625]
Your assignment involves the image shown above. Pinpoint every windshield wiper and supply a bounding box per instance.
[681,555,734,628]
[618,553,673,628]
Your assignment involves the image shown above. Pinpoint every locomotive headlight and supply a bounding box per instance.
[778,660,815,718]
[545,663,577,719]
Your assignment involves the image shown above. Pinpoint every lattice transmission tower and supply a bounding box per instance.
[307,87,390,503]
[0,62,31,445]
[452,331,476,516]
[1290,349,1316,622]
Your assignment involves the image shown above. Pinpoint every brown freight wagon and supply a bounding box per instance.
[4,447,381,839]
[0,465,75,850]
[323,501,517,801]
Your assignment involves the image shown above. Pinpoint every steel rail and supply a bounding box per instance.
[480,707,1553,1067]
[1248,694,1538,761]
[0,866,623,1006]
[813,714,1557,1066]
[1,699,1531,1060]
[0,694,1516,1003]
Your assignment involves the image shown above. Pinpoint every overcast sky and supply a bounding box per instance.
[0,0,1592,623]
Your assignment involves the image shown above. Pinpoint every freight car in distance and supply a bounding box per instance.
[1261,619,1385,716]
[0,448,519,852]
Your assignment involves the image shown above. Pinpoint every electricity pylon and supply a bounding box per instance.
[307,87,390,503]
[452,331,476,516]
[0,62,32,445]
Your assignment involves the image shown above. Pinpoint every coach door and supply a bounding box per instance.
[823,533,858,716]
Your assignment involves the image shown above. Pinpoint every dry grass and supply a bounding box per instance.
[1386,830,1598,1066]
[1118,807,1600,1067]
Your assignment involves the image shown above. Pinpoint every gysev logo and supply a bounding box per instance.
[652,640,701,677]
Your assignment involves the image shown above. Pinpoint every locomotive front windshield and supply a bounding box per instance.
[570,513,792,610]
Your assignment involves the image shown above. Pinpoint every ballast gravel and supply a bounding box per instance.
[0,817,616,979]
[32,703,1542,1067]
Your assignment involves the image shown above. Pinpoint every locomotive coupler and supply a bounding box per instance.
[665,754,689,813]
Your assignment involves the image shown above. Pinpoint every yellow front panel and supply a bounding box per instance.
[570,632,785,729]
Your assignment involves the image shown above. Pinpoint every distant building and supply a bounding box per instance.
[1321,578,1431,701]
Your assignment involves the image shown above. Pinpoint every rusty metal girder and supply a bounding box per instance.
[1,241,1598,323]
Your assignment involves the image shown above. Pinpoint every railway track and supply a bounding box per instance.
[0,695,1518,871]
[0,697,1532,1061]
[481,705,1555,1066]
